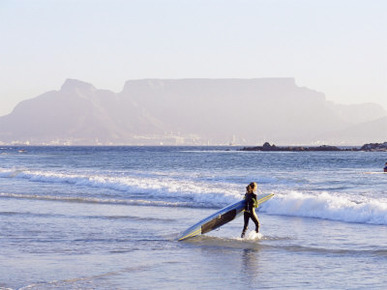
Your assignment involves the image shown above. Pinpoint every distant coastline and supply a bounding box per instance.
[240,142,387,152]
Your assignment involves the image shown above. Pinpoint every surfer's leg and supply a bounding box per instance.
[241,212,249,238]
[251,210,260,233]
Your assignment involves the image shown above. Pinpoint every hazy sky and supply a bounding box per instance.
[1,0,386,116]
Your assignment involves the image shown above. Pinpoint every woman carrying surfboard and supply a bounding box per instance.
[241,182,260,238]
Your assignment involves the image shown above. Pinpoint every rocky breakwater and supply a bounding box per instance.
[241,142,344,152]
[241,142,387,152]
[359,142,387,152]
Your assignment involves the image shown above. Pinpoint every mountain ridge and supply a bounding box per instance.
[0,78,386,145]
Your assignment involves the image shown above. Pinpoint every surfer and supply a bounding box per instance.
[241,182,260,238]
[384,162,387,172]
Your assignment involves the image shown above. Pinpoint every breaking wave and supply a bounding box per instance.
[1,168,386,225]
[263,191,387,225]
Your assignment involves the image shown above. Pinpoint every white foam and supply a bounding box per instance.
[262,191,387,225]
[0,168,241,208]
[2,168,386,225]
[246,231,263,240]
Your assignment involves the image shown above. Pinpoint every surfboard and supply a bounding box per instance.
[178,193,274,241]
[363,172,387,174]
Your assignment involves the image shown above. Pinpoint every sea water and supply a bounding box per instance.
[0,146,386,289]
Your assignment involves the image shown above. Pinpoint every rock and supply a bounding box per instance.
[360,142,387,152]
[241,142,344,152]
[241,142,387,152]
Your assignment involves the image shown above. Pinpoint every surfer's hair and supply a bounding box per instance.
[247,182,257,193]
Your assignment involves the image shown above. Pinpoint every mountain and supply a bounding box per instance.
[0,79,165,144]
[327,102,387,124]
[0,78,386,145]
[320,116,387,145]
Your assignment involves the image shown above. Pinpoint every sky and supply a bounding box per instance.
[1,0,386,116]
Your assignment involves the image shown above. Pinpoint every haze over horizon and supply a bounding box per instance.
[1,78,386,146]
[1,0,386,117]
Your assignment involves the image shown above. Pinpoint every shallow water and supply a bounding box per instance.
[1,146,386,289]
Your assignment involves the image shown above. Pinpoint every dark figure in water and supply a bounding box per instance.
[384,162,387,173]
[241,182,260,238]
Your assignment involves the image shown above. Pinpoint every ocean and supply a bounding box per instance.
[1,146,386,289]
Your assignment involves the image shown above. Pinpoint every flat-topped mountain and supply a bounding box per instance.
[0,78,386,145]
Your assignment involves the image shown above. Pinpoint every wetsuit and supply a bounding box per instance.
[241,192,260,238]
[384,165,387,172]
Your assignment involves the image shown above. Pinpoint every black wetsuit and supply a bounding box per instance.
[241,192,260,237]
